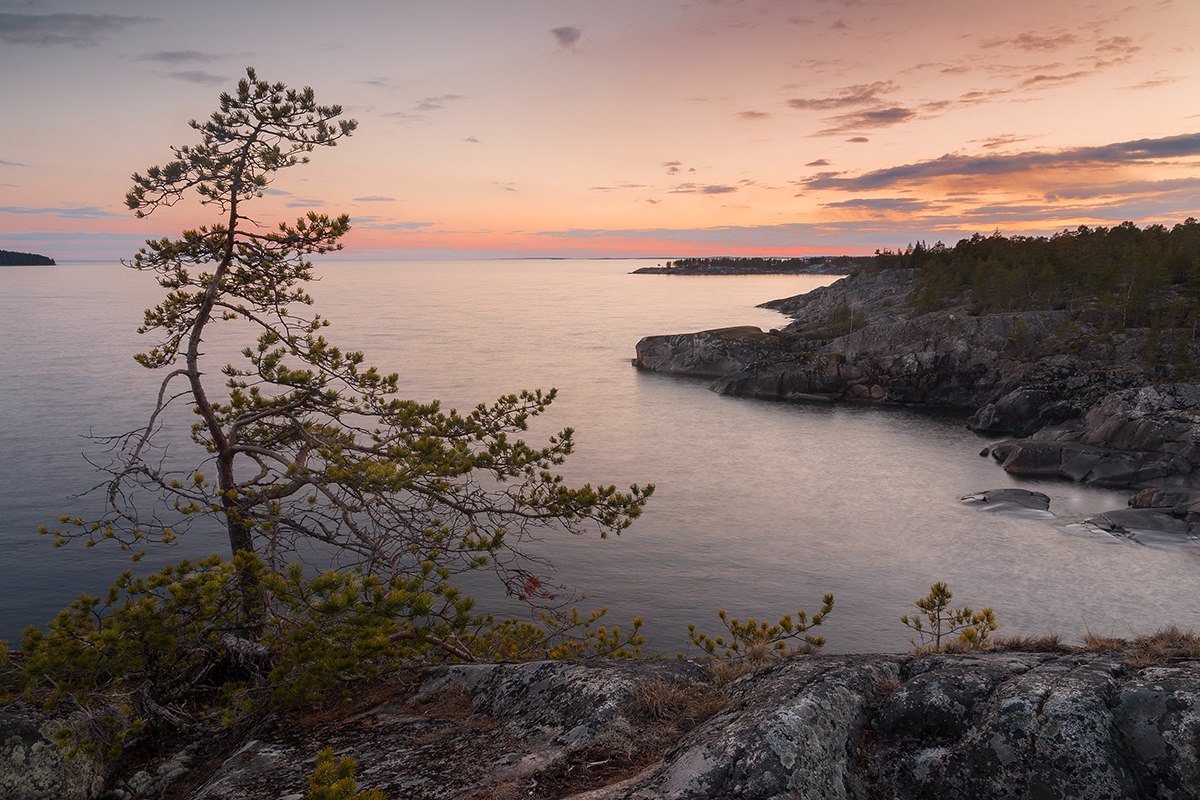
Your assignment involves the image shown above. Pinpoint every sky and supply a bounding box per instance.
[1,0,1198,260]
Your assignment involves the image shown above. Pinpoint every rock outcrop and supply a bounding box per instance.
[991,384,1200,487]
[634,269,1200,489]
[10,653,1198,799]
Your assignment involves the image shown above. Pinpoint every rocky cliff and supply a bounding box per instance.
[7,652,1199,799]
[634,269,1200,494]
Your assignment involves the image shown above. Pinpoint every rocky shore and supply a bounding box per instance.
[7,650,1199,799]
[633,268,1200,537]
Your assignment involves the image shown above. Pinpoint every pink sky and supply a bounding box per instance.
[1,0,1198,260]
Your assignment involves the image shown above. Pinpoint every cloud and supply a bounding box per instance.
[1020,70,1090,88]
[162,70,227,86]
[823,197,937,212]
[138,50,221,64]
[805,159,830,167]
[384,95,465,124]
[787,81,896,110]
[983,31,1077,51]
[464,136,481,143]
[0,12,150,47]
[1092,36,1141,67]
[551,26,581,49]
[802,132,1200,191]
[1043,177,1200,202]
[737,110,771,120]
[975,134,1031,149]
[846,137,869,143]
[669,184,738,195]
[352,195,397,202]
[819,106,916,134]
[415,94,464,112]
[284,198,326,208]
[662,161,682,176]
[355,220,436,231]
[1123,76,1183,90]
[0,204,124,219]
[0,158,27,167]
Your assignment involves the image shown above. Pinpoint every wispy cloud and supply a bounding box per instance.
[669,183,738,195]
[1043,176,1200,201]
[820,107,916,134]
[415,94,464,112]
[982,31,1077,52]
[1123,75,1183,90]
[737,110,771,120]
[551,26,581,49]
[802,133,1200,191]
[0,158,27,167]
[0,12,151,47]
[0,204,124,219]
[1020,70,1090,89]
[385,94,465,124]
[161,70,227,86]
[823,197,938,213]
[352,195,397,202]
[1092,36,1141,67]
[138,50,221,64]
[975,134,1031,149]
[805,159,830,167]
[787,81,896,110]
[355,220,436,231]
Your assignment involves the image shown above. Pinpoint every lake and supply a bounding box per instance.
[1,259,1197,652]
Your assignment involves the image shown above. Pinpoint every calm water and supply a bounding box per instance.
[2,260,1197,652]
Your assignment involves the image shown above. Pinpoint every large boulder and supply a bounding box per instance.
[633,326,782,379]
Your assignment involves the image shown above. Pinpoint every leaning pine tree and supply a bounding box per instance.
[47,68,652,638]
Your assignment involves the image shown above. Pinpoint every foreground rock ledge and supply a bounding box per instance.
[7,653,1199,799]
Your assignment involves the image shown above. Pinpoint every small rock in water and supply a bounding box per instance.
[961,488,1052,512]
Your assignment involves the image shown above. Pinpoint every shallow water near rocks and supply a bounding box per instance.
[1,259,1196,652]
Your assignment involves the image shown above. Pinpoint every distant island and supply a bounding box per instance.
[631,256,872,275]
[0,249,55,266]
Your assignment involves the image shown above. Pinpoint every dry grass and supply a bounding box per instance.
[1083,626,1200,667]
[990,633,1072,653]
[633,678,730,729]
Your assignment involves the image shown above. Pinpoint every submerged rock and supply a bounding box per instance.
[961,488,1052,512]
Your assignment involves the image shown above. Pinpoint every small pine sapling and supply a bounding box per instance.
[688,593,834,661]
[307,747,386,800]
[901,582,997,651]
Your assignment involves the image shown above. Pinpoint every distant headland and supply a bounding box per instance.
[631,256,873,275]
[0,249,55,266]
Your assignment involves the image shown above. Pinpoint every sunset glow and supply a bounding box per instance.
[2,0,1198,260]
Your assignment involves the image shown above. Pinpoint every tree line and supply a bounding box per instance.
[875,221,1200,330]
[0,249,55,266]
